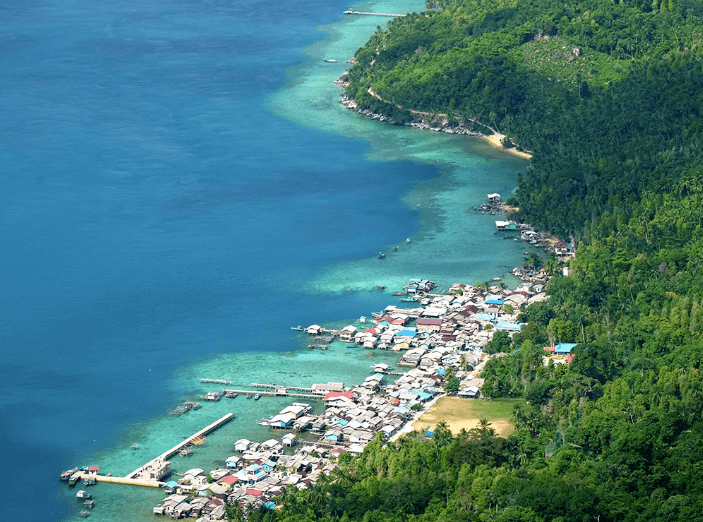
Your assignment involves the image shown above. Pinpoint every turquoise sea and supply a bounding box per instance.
[0,0,529,520]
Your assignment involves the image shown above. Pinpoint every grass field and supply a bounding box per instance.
[412,397,522,438]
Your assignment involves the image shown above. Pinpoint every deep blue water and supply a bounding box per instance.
[0,1,525,520]
[0,1,430,519]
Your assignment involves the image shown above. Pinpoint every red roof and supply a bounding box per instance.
[87,466,100,472]
[363,328,376,334]
[245,488,263,496]
[219,475,238,485]
[324,391,354,401]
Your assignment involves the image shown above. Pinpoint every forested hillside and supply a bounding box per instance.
[235,1,703,521]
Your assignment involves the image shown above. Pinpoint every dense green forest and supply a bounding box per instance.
[234,0,703,520]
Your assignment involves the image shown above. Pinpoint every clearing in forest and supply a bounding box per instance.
[413,397,521,438]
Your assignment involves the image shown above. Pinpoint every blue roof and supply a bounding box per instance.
[476,313,493,321]
[555,343,579,353]
[567,243,573,249]
[486,299,505,305]
[164,481,178,488]
[495,321,522,331]
[379,321,390,327]
[335,419,349,426]
[397,329,417,337]
[436,368,446,376]
[393,406,409,413]
[264,502,277,510]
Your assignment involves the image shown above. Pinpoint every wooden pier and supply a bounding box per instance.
[251,383,317,393]
[223,388,321,400]
[125,413,235,481]
[344,10,406,16]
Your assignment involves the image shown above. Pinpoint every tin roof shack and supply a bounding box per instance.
[339,325,357,342]
[306,325,322,335]
[282,433,297,447]
[495,220,518,231]
[234,439,254,452]
[457,386,481,399]
[417,317,442,333]
[311,382,345,394]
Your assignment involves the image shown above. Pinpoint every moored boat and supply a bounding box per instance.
[68,471,82,486]
[254,393,261,400]
[60,467,78,482]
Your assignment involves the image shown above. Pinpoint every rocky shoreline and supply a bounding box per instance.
[339,94,484,136]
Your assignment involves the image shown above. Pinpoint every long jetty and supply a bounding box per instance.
[343,10,406,16]
[251,383,316,393]
[126,413,235,479]
[75,413,236,488]
[223,388,320,400]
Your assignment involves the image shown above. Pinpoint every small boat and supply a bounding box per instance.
[79,509,90,518]
[131,444,139,450]
[393,245,399,251]
[83,500,95,509]
[325,59,337,63]
[226,391,238,399]
[76,490,92,500]
[60,468,78,482]
[392,292,403,296]
[290,326,303,331]
[254,394,261,400]
[246,393,252,399]
[69,472,83,486]
[378,252,386,259]
[406,238,411,243]
[492,277,501,282]
[83,477,96,487]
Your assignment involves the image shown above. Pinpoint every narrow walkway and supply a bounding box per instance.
[126,413,235,479]
[344,10,406,16]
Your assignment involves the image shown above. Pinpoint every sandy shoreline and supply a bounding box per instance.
[480,132,533,160]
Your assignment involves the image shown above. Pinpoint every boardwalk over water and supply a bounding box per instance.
[75,413,236,488]
[223,388,321,400]
[344,10,406,16]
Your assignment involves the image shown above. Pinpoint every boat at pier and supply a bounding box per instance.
[254,394,261,400]
[60,467,78,482]
[68,471,83,486]
[83,477,96,486]
[291,325,303,331]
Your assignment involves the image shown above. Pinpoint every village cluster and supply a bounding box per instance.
[143,278,550,520]
[61,193,576,520]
